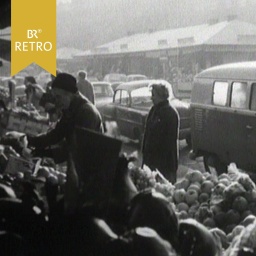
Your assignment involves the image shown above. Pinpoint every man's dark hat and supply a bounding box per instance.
[52,73,78,93]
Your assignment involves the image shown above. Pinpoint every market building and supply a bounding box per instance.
[74,19,256,81]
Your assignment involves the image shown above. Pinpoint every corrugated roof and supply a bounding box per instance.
[76,20,256,57]
[57,47,84,60]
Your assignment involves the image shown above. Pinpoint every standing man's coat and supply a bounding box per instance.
[142,99,179,184]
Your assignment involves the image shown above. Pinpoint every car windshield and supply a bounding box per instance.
[131,87,152,105]
[93,83,114,97]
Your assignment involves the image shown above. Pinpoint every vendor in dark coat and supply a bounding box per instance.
[142,83,180,184]
[27,73,103,164]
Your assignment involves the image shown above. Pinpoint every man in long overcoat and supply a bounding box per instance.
[142,83,180,184]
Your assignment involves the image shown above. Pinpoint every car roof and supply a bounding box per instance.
[92,81,111,86]
[116,79,169,91]
[196,61,256,81]
[127,74,147,77]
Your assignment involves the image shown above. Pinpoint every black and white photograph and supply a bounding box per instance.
[1,0,256,255]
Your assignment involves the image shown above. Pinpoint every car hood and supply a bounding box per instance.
[170,98,191,116]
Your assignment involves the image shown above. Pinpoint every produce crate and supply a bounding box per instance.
[5,155,35,174]
[4,110,49,136]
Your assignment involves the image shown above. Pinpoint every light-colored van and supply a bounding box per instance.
[190,62,256,176]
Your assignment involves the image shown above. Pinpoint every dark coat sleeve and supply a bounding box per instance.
[27,117,68,149]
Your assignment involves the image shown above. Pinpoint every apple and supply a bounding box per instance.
[47,174,59,185]
[201,180,214,194]
[218,173,230,180]
[185,189,198,206]
[187,184,201,194]
[189,170,203,183]
[205,174,218,184]
[213,183,226,195]
[37,167,51,178]
[173,189,186,204]
[178,210,188,220]
[213,211,226,228]
[199,193,209,203]
[188,206,197,218]
[15,172,24,179]
[203,217,216,228]
[232,196,248,212]
[244,190,256,202]
[226,209,240,225]
[175,178,190,190]
[218,178,231,187]
[224,182,246,201]
[177,202,189,212]
[210,204,223,215]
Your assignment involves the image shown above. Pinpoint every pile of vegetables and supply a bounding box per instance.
[130,163,256,252]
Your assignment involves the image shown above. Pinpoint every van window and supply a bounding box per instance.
[213,82,228,106]
[231,82,247,109]
[250,83,256,111]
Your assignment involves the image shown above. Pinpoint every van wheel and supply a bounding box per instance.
[203,154,227,175]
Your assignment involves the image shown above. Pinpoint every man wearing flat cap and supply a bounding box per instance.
[27,72,103,166]
[142,83,180,184]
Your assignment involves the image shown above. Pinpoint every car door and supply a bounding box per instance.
[115,89,134,138]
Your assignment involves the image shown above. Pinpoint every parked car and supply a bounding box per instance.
[110,81,123,91]
[0,76,24,87]
[190,61,256,176]
[103,73,127,83]
[87,76,99,82]
[36,72,52,89]
[126,74,147,82]
[92,82,114,113]
[101,79,191,145]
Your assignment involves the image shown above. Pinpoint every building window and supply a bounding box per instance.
[213,81,229,106]
[250,83,256,111]
[231,82,247,109]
